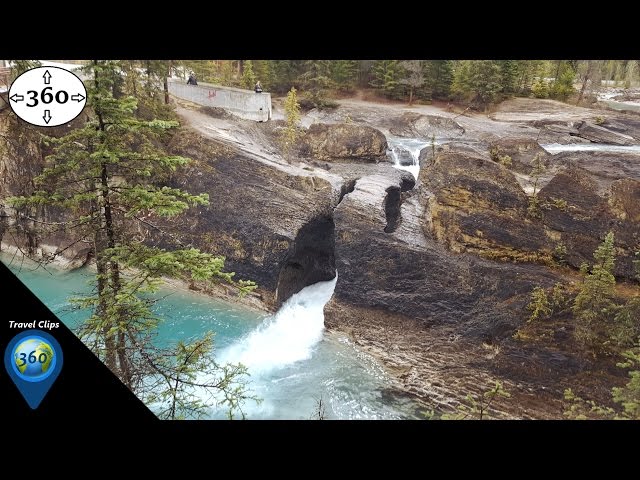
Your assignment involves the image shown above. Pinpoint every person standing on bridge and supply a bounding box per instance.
[254,81,263,93]
[187,72,198,86]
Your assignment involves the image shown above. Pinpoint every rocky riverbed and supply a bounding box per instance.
[3,95,639,418]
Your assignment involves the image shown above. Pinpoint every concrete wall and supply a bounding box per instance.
[168,78,272,122]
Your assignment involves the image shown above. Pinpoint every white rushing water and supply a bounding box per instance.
[542,143,640,154]
[218,275,338,375]
[387,137,431,179]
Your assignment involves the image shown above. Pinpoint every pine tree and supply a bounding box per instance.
[424,60,453,99]
[370,60,403,99]
[242,60,256,89]
[7,60,257,418]
[280,87,302,158]
[330,60,358,92]
[499,60,519,95]
[550,61,576,101]
[573,232,617,348]
[253,60,273,89]
[452,61,503,108]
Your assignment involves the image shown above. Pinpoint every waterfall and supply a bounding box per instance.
[387,136,431,179]
[218,274,338,375]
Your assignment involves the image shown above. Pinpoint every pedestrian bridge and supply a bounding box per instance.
[167,78,272,122]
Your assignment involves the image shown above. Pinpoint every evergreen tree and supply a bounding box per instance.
[280,87,302,157]
[329,60,358,92]
[370,60,403,99]
[242,60,257,89]
[549,61,575,101]
[499,60,519,95]
[573,232,617,348]
[452,60,503,108]
[270,60,306,93]
[399,60,424,105]
[253,60,272,89]
[424,60,453,99]
[7,60,257,419]
[300,60,333,108]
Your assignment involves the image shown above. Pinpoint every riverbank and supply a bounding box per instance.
[3,91,640,419]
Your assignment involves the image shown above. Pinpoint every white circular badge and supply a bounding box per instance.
[8,66,87,127]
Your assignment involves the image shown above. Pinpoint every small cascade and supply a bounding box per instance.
[387,137,431,179]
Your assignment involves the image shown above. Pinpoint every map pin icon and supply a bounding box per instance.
[4,329,64,409]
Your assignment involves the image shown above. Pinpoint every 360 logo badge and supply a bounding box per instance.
[4,329,64,409]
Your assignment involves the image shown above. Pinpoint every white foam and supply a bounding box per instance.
[218,275,337,375]
[387,137,431,180]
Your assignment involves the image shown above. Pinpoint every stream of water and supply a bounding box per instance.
[541,143,640,154]
[4,257,422,419]
[387,136,431,179]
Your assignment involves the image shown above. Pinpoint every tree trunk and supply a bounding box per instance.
[95,235,117,372]
[93,61,131,388]
[408,87,414,105]
[577,61,593,105]
[164,61,171,105]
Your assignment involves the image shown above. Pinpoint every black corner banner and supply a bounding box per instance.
[0,261,156,422]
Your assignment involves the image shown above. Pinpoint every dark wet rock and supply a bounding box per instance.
[167,131,336,308]
[539,167,639,279]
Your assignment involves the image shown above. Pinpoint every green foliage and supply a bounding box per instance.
[564,342,640,420]
[553,242,568,265]
[280,87,302,157]
[489,147,512,167]
[370,60,403,99]
[252,60,273,90]
[527,286,552,322]
[220,60,236,87]
[573,232,617,349]
[499,60,520,95]
[531,79,550,98]
[242,60,257,89]
[612,346,640,418]
[330,60,358,92]
[424,60,453,99]
[149,333,260,419]
[442,381,511,420]
[527,153,546,218]
[399,60,424,105]
[551,282,570,311]
[613,296,640,348]
[300,61,335,109]
[451,60,503,107]
[9,60,42,78]
[549,62,576,101]
[563,388,616,419]
[6,60,258,419]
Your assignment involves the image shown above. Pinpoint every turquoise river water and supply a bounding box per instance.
[4,257,421,419]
